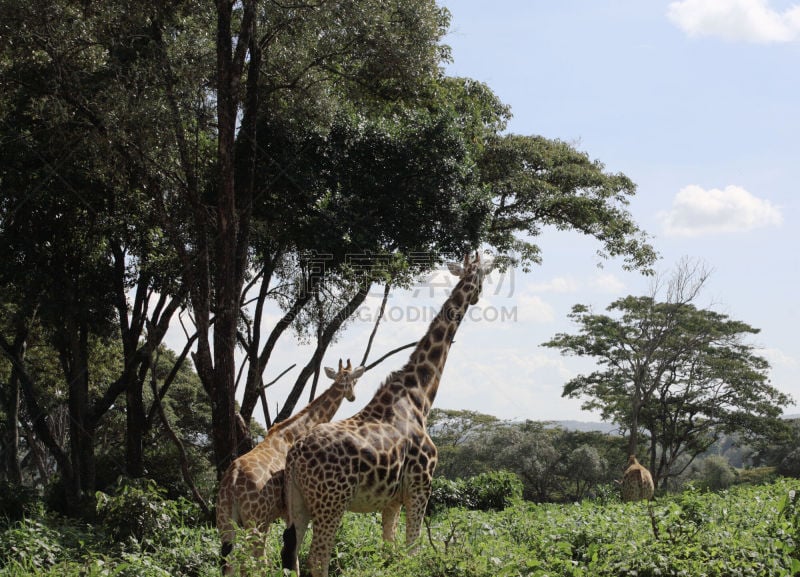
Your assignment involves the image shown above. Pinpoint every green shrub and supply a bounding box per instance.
[588,482,620,505]
[95,477,199,547]
[466,470,523,511]
[3,477,799,577]
[701,455,738,490]
[429,477,474,513]
[0,517,63,570]
[428,471,522,513]
[0,480,42,526]
[737,466,777,485]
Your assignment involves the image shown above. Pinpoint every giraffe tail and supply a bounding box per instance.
[281,524,297,572]
[218,509,236,575]
[219,541,233,575]
[216,476,238,575]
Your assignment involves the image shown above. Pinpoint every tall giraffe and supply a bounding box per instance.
[281,252,492,577]
[216,359,364,575]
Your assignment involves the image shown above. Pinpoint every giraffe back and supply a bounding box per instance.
[621,455,655,502]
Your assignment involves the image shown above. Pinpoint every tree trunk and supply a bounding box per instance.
[61,320,95,511]
[649,433,659,488]
[209,0,257,476]
[125,367,147,478]
[360,282,392,367]
[627,400,640,457]
[2,378,22,484]
[3,336,72,483]
[0,318,32,484]
[149,352,211,517]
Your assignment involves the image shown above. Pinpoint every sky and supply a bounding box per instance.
[169,0,800,426]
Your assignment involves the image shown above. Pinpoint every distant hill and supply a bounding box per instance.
[551,420,620,435]
[550,414,800,433]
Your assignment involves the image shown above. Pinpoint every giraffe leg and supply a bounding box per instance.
[404,488,432,552]
[381,502,401,542]
[219,526,235,576]
[308,507,346,577]
[249,524,270,568]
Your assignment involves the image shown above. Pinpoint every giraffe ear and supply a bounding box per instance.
[447,262,464,277]
[324,366,337,379]
[351,366,365,379]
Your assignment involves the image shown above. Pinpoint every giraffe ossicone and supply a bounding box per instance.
[281,252,492,577]
[216,358,364,576]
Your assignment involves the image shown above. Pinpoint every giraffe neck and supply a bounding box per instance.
[365,272,477,420]
[267,382,347,444]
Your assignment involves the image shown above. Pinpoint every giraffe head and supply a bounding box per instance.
[323,358,365,402]
[447,251,493,305]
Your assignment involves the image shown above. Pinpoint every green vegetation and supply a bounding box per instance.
[428,470,524,513]
[1,477,798,576]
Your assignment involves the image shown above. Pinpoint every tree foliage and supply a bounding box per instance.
[480,134,656,272]
[0,0,661,508]
[429,412,625,502]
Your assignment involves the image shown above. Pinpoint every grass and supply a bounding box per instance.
[1,478,798,576]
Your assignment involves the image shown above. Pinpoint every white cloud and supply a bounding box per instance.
[434,349,599,421]
[762,347,799,368]
[667,0,800,43]
[589,273,626,294]
[659,184,783,237]
[515,293,556,323]
[529,276,580,294]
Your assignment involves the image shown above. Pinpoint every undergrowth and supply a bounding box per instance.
[1,478,798,576]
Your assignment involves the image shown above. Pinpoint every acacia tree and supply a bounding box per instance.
[243,86,502,425]
[480,133,656,273]
[543,261,791,485]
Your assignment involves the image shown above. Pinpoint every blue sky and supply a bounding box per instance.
[303,0,798,422]
[168,1,800,424]
[418,0,800,422]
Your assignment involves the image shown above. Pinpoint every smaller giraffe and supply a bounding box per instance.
[216,359,364,576]
[621,454,655,502]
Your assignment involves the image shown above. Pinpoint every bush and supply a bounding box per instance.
[737,466,777,485]
[467,471,523,511]
[95,477,199,547]
[0,517,64,570]
[700,456,738,490]
[779,448,800,478]
[0,480,42,526]
[429,477,474,513]
[428,471,522,514]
